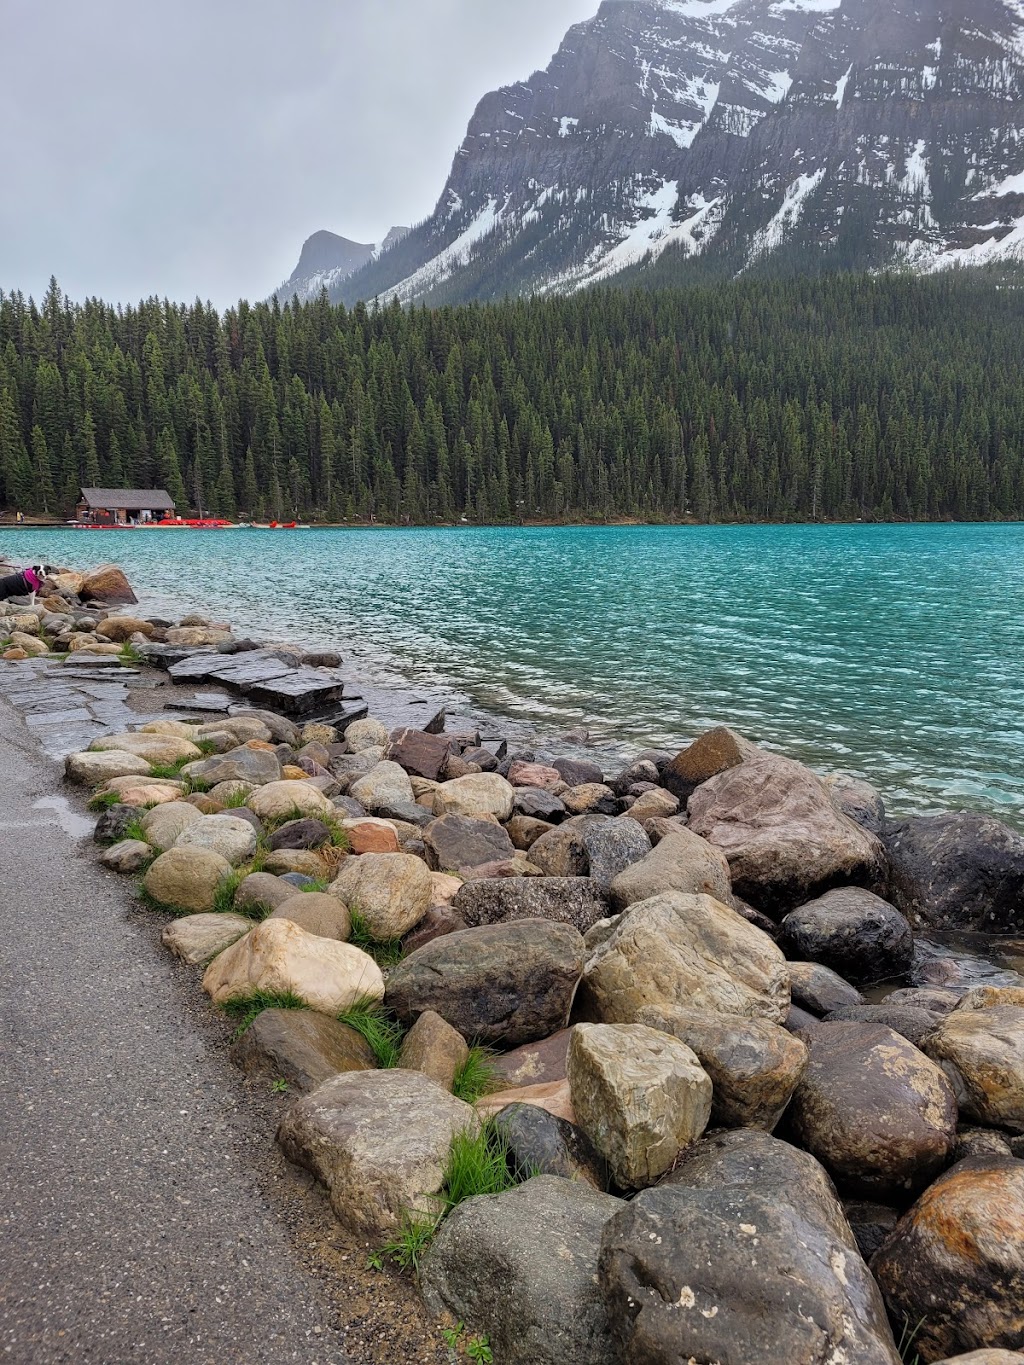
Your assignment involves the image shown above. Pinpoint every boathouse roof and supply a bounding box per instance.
[80,488,175,511]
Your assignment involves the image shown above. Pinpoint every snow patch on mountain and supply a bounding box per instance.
[385,199,504,303]
[747,169,826,261]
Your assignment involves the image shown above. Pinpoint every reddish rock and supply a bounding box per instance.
[80,563,138,604]
[507,761,564,791]
[386,727,455,781]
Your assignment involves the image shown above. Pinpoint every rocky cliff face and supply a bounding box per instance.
[329,0,1024,304]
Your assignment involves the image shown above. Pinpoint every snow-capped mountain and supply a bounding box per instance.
[274,226,409,303]
[320,0,1024,304]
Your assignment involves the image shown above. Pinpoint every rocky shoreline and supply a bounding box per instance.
[3,557,1024,1365]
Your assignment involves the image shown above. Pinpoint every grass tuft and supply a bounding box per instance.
[88,790,121,811]
[222,788,253,809]
[119,643,144,665]
[452,1047,502,1104]
[212,870,245,916]
[348,907,405,969]
[299,877,332,894]
[123,818,149,845]
[220,989,307,1037]
[337,996,405,1068]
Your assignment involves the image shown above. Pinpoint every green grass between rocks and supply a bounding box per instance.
[348,906,405,969]
[452,1047,502,1104]
[220,989,307,1038]
[337,997,405,1068]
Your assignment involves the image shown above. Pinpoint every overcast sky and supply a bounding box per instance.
[0,0,598,308]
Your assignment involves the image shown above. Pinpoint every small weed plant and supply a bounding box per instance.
[440,1323,493,1362]
[221,990,306,1037]
[270,1078,289,1094]
[337,997,404,1068]
[87,790,121,811]
[212,870,244,916]
[348,907,405,969]
[897,1317,926,1365]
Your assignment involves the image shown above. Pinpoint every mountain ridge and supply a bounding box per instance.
[287,0,1024,305]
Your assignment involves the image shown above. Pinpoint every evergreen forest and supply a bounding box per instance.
[0,273,1022,525]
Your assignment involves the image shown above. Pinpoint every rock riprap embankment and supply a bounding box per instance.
[5,555,1022,1362]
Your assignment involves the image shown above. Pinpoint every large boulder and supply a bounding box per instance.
[492,1104,609,1189]
[786,1020,958,1199]
[789,960,865,1015]
[276,1069,477,1235]
[268,892,352,942]
[778,887,914,986]
[825,1002,945,1047]
[921,1006,1024,1132]
[89,732,202,766]
[884,812,1024,931]
[97,778,183,808]
[144,846,233,913]
[580,892,790,1026]
[420,1176,623,1365]
[174,814,258,867]
[609,827,732,910]
[687,752,886,914]
[528,817,600,877]
[161,912,253,965]
[577,819,651,891]
[348,760,415,813]
[65,750,152,786]
[329,852,432,938]
[247,780,332,822]
[599,1128,900,1365]
[231,1008,375,1093]
[202,918,383,1015]
[568,1023,712,1189]
[385,727,455,781]
[872,1157,1024,1361]
[344,717,389,752]
[453,878,608,934]
[422,813,514,872]
[80,563,137,604]
[95,615,156,642]
[188,745,282,788]
[386,921,584,1048]
[432,773,515,822]
[234,871,295,915]
[661,726,760,800]
[826,773,887,835]
[637,1005,808,1130]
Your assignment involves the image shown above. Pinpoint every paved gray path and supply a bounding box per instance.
[0,696,350,1365]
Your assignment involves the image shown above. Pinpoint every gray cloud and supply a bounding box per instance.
[0,0,598,306]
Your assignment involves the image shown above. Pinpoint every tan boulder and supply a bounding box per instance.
[95,616,156,642]
[99,778,184,807]
[432,773,515,822]
[623,789,680,823]
[329,852,432,938]
[507,761,563,790]
[81,564,137,603]
[581,892,790,1026]
[398,1010,469,1092]
[687,752,886,913]
[144,846,234,913]
[345,717,389,752]
[263,849,331,879]
[7,614,40,635]
[348,760,415,812]
[89,732,201,765]
[141,800,203,851]
[140,719,201,740]
[956,986,1024,1011]
[1,647,28,661]
[568,1023,713,1189]
[65,749,152,786]
[198,716,273,745]
[68,636,122,655]
[247,780,332,822]
[609,827,732,910]
[174,814,259,867]
[165,626,232,646]
[50,570,85,595]
[9,632,48,656]
[269,892,352,942]
[203,917,383,1015]
[921,1006,1024,1132]
[276,1069,478,1236]
[429,872,464,905]
[161,913,253,966]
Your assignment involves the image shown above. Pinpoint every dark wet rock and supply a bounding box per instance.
[268,817,331,852]
[844,1200,901,1261]
[460,746,499,771]
[687,752,886,915]
[422,813,514,872]
[789,961,865,1015]
[732,897,779,937]
[778,887,914,986]
[528,815,603,877]
[952,1127,1015,1162]
[279,872,318,890]
[600,1128,900,1365]
[824,1002,944,1047]
[872,1157,1024,1361]
[608,760,660,797]
[884,812,1024,931]
[786,1020,958,1200]
[786,1003,821,1033]
[386,921,585,1048]
[512,787,566,822]
[453,877,609,934]
[227,807,263,835]
[552,756,604,787]
[374,800,431,828]
[421,1176,623,1365]
[332,795,368,820]
[93,803,144,846]
[493,1103,610,1189]
[231,1008,375,1092]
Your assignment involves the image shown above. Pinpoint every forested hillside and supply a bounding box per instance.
[1,274,1022,525]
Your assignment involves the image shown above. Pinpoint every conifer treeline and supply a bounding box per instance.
[0,273,1022,523]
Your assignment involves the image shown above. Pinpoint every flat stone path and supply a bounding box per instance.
[0,695,351,1364]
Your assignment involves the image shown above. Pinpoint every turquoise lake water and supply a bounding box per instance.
[3,523,1022,828]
